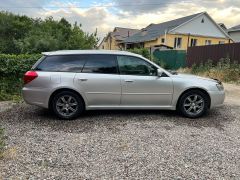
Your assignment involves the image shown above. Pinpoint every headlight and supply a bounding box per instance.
[216,83,224,91]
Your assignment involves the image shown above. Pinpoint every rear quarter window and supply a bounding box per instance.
[35,55,86,72]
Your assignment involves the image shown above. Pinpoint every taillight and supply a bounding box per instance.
[23,71,38,84]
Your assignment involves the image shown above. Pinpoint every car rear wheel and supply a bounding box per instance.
[52,91,84,120]
[178,90,209,118]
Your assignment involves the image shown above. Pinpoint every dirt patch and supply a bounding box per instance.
[0,101,15,113]
[223,83,240,106]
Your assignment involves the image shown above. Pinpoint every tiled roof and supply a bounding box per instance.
[111,27,140,41]
[124,12,203,43]
[228,24,240,32]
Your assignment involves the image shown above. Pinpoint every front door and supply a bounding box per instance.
[75,54,121,107]
[117,55,173,106]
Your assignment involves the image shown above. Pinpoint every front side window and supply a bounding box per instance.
[82,54,117,74]
[117,56,157,76]
[174,37,182,49]
[35,55,85,72]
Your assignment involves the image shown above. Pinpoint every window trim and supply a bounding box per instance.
[34,54,164,77]
[116,55,158,77]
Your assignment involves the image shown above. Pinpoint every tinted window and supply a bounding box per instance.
[36,55,85,72]
[117,56,157,76]
[31,56,46,70]
[82,55,117,74]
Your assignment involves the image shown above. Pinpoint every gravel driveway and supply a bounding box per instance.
[0,84,240,179]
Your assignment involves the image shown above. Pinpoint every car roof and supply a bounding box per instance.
[42,50,142,57]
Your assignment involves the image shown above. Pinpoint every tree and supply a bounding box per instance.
[67,22,98,50]
[0,11,99,54]
[0,11,33,54]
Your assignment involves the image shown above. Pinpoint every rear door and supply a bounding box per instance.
[74,54,121,107]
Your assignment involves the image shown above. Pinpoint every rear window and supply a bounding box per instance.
[82,54,117,74]
[35,55,86,72]
[31,56,46,70]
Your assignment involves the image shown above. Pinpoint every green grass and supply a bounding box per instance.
[0,77,23,101]
[0,127,5,158]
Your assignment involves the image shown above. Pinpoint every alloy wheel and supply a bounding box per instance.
[183,94,205,116]
[56,95,78,117]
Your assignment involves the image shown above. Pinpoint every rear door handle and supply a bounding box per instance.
[125,80,134,82]
[78,78,88,81]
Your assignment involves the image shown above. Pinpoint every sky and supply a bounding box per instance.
[0,0,240,41]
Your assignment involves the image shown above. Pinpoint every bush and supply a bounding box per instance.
[0,54,41,101]
[0,54,41,77]
[128,48,150,59]
[181,58,240,83]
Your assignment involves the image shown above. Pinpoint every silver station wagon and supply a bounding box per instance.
[22,50,225,119]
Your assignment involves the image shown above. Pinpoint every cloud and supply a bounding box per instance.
[0,0,48,16]
[0,0,240,41]
[112,0,177,15]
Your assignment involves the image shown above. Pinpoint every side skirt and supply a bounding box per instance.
[86,105,176,110]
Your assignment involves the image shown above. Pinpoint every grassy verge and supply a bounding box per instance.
[0,127,5,158]
[179,59,240,84]
[0,77,23,101]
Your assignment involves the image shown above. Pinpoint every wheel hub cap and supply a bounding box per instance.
[183,94,204,116]
[56,95,78,117]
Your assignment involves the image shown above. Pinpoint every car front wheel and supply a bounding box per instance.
[178,90,209,118]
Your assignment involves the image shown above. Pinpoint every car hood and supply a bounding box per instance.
[174,73,219,83]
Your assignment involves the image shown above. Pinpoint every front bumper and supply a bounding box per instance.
[208,90,225,108]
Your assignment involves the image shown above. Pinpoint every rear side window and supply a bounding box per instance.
[35,55,85,72]
[31,56,46,70]
[82,54,117,74]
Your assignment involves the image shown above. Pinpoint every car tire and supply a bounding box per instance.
[51,91,84,120]
[178,90,209,118]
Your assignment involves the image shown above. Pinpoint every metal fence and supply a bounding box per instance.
[153,50,186,70]
[187,43,240,67]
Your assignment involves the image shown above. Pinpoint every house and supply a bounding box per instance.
[228,25,240,42]
[122,12,232,50]
[98,27,139,50]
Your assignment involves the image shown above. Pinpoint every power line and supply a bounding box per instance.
[0,2,193,9]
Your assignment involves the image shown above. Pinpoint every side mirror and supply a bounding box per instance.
[157,69,163,77]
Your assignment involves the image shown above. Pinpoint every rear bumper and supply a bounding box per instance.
[22,87,50,108]
[208,90,225,108]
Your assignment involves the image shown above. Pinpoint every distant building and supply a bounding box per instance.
[121,12,232,50]
[228,25,240,42]
[98,27,139,50]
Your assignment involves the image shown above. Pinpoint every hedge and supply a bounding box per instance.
[0,54,41,77]
[0,54,41,101]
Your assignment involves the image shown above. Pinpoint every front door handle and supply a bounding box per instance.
[78,78,88,81]
[125,80,134,82]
